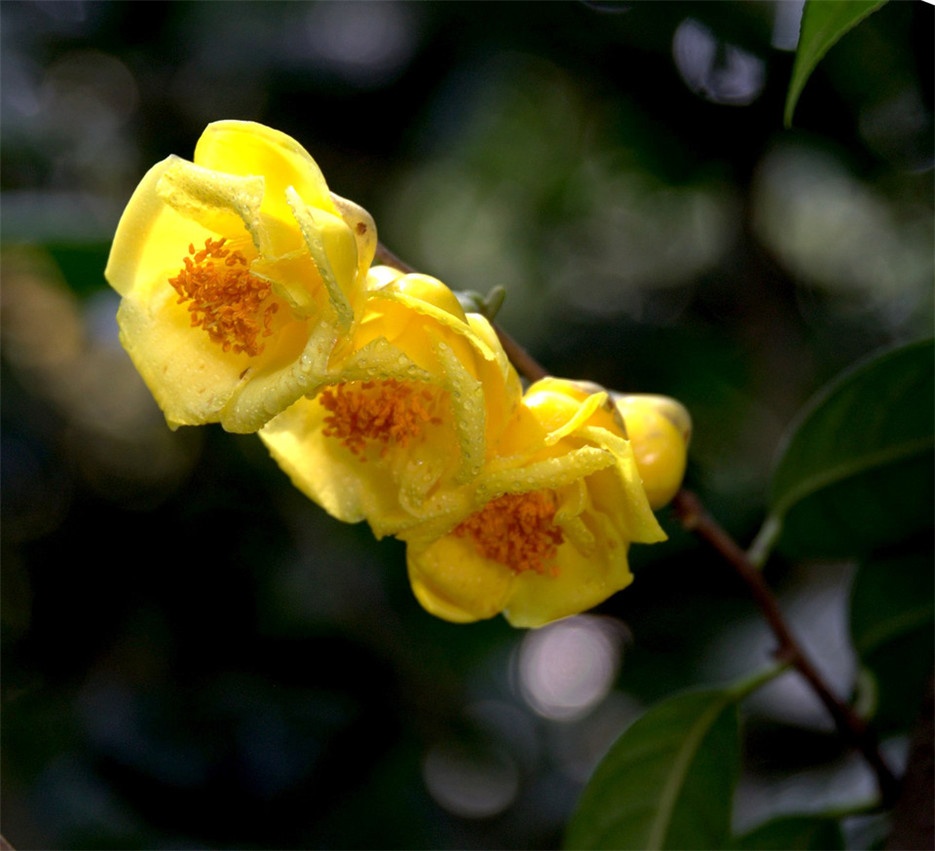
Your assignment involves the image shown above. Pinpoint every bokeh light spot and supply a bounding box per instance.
[771,0,805,52]
[517,615,623,722]
[305,1,418,88]
[752,143,933,328]
[422,741,519,819]
[673,18,765,106]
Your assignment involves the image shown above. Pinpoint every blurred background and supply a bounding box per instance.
[1,1,932,848]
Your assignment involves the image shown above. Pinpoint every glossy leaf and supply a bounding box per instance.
[784,0,888,126]
[732,813,845,850]
[851,552,934,732]
[564,687,740,850]
[761,339,934,560]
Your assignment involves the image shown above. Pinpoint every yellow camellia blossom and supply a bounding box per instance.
[404,377,667,628]
[258,265,524,538]
[105,120,376,432]
[614,393,691,509]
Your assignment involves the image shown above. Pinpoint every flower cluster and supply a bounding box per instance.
[106,120,689,627]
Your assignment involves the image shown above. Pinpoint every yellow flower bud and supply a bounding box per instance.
[613,394,691,509]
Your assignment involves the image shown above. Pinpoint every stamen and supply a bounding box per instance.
[454,491,564,576]
[169,237,279,356]
[320,379,443,459]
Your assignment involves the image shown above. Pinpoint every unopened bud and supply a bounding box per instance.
[613,394,691,509]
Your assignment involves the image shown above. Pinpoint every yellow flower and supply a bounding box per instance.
[104,120,376,432]
[258,266,524,537]
[613,393,691,509]
[404,377,667,628]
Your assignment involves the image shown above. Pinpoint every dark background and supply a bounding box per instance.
[2,2,932,848]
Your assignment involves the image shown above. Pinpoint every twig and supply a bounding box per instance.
[494,324,549,383]
[672,489,899,807]
[372,241,901,806]
[374,243,417,274]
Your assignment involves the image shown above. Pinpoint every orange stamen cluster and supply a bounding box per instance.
[169,237,279,356]
[320,379,443,459]
[454,491,564,575]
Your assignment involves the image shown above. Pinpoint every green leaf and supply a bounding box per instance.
[851,552,934,732]
[758,339,934,561]
[851,552,934,657]
[564,686,741,850]
[732,813,845,850]
[784,0,888,127]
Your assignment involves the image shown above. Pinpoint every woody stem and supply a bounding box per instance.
[374,243,417,274]
[671,489,899,807]
[493,324,549,383]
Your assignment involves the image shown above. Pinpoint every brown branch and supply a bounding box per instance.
[374,243,417,274]
[672,489,900,807]
[494,325,549,383]
[372,241,901,806]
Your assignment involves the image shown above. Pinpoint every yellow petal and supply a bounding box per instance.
[434,338,486,483]
[221,320,338,433]
[116,293,248,429]
[155,157,267,250]
[503,530,633,628]
[370,269,468,323]
[331,193,378,281]
[523,377,624,441]
[579,426,667,543]
[105,158,176,298]
[478,445,616,501]
[286,187,358,325]
[407,535,515,623]
[106,158,256,298]
[194,120,338,222]
[259,395,384,524]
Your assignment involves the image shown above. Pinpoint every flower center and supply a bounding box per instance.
[454,491,564,575]
[320,379,443,459]
[169,237,279,357]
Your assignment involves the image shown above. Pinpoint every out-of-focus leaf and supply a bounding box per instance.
[731,813,845,850]
[564,686,742,850]
[757,339,934,561]
[858,626,934,734]
[851,552,934,732]
[851,552,934,657]
[784,0,888,127]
